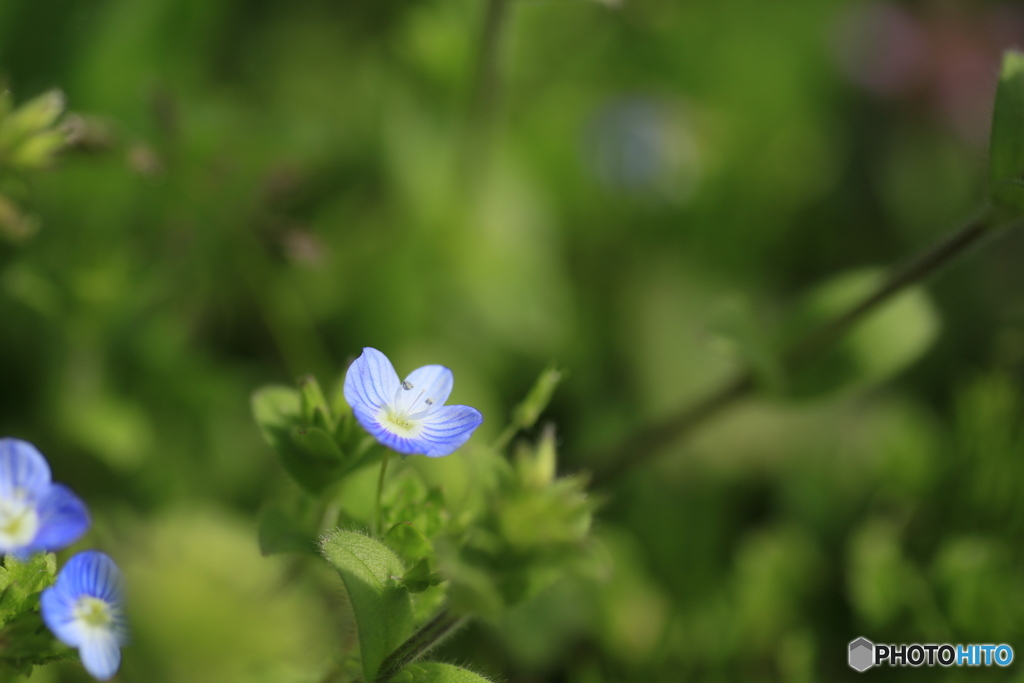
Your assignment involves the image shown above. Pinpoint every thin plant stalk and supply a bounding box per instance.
[591,207,1016,486]
[375,450,391,536]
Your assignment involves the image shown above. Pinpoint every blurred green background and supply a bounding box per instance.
[2,0,1024,680]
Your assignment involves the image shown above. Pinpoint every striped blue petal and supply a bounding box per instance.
[344,348,401,412]
[0,438,51,498]
[58,551,126,605]
[416,405,484,457]
[41,551,128,681]
[397,365,453,416]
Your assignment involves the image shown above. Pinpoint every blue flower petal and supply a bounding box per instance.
[344,348,401,412]
[40,581,81,646]
[399,365,454,415]
[31,483,91,555]
[79,632,122,681]
[41,551,128,680]
[0,439,51,498]
[60,551,126,605]
[416,405,484,457]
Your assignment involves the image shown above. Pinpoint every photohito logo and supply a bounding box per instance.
[848,637,1014,671]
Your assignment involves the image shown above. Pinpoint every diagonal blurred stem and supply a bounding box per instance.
[590,207,1015,487]
[375,607,467,681]
[462,0,512,176]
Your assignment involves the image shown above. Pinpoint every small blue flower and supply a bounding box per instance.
[41,551,128,681]
[344,347,483,457]
[0,439,90,558]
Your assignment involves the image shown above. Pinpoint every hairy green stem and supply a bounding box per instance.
[591,208,1014,486]
[375,607,467,681]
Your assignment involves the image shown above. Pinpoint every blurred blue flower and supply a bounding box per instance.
[41,551,128,681]
[344,347,483,457]
[0,439,90,558]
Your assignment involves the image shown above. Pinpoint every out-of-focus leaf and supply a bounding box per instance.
[0,196,40,244]
[386,522,435,564]
[252,386,344,493]
[511,365,564,431]
[514,424,557,489]
[785,269,939,398]
[320,530,414,681]
[846,519,917,628]
[706,294,784,393]
[990,51,1024,213]
[60,392,153,471]
[0,90,64,153]
[252,386,302,442]
[8,130,66,170]
[290,426,343,462]
[257,509,318,556]
[400,557,444,593]
[300,375,334,432]
[435,541,505,621]
[498,478,593,550]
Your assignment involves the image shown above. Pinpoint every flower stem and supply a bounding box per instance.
[375,450,391,536]
[462,0,512,177]
[375,607,467,681]
[491,423,518,453]
[591,207,1016,486]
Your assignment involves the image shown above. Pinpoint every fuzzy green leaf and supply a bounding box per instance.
[321,530,414,681]
[0,554,56,623]
[391,662,494,683]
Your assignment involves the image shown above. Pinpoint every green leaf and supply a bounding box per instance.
[0,553,56,623]
[435,543,504,621]
[291,426,344,462]
[321,530,414,681]
[386,522,435,564]
[0,90,64,153]
[0,610,74,671]
[990,51,1024,213]
[705,294,784,394]
[399,558,443,593]
[514,424,557,489]
[252,385,302,439]
[252,386,344,493]
[299,375,334,432]
[785,269,939,398]
[391,662,495,683]
[512,365,563,431]
[257,509,318,556]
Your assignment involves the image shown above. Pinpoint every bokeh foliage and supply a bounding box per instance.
[1,0,1024,681]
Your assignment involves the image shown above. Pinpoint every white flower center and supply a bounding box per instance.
[0,490,39,548]
[74,596,114,630]
[379,381,436,437]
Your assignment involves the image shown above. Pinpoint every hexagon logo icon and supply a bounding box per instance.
[849,637,875,672]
